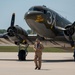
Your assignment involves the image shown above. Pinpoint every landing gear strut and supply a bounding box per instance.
[18,44,29,61]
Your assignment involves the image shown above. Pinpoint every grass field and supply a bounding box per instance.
[0,46,73,52]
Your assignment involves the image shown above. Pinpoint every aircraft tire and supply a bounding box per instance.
[18,50,26,61]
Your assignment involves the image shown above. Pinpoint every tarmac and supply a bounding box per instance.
[0,52,75,75]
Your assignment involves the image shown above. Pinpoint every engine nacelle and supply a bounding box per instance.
[7,25,28,43]
[63,24,75,41]
[7,25,28,37]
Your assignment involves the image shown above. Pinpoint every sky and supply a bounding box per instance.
[0,0,75,30]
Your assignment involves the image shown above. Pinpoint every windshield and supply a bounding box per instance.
[29,7,47,14]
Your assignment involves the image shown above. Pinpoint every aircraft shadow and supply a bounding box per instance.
[42,59,75,63]
[0,59,74,62]
[0,59,33,61]
[0,59,18,61]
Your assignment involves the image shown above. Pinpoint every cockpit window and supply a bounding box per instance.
[33,7,41,11]
[29,7,33,11]
[29,7,47,14]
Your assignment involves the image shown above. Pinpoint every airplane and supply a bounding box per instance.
[0,5,75,61]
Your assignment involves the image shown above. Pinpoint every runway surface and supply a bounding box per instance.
[0,52,75,75]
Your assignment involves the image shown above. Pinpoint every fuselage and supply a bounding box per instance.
[24,5,71,38]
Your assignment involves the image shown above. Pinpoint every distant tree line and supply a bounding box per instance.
[0,29,7,34]
[0,29,36,34]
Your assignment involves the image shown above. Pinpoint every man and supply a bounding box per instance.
[33,38,44,70]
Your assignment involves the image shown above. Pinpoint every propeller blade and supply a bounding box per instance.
[55,26,66,31]
[10,13,15,27]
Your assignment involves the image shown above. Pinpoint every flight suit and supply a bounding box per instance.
[34,42,44,69]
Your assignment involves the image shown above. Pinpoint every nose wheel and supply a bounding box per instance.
[18,50,27,61]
